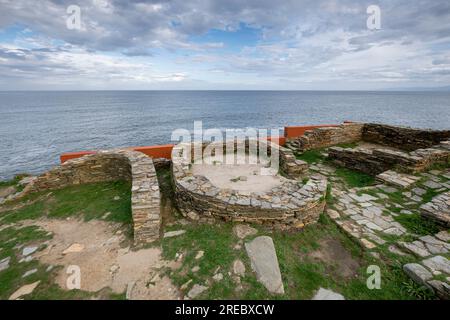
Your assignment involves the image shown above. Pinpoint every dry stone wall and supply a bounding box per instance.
[362,123,450,151]
[171,141,327,228]
[286,123,364,152]
[12,150,161,244]
[328,139,450,175]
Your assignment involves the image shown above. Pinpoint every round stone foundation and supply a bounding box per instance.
[172,140,327,228]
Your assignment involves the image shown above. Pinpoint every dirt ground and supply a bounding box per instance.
[25,218,181,300]
[308,238,361,279]
[192,154,285,192]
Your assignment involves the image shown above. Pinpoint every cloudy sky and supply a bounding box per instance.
[0,0,449,90]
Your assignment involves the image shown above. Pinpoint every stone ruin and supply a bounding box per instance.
[9,149,161,245]
[287,122,450,176]
[171,139,327,229]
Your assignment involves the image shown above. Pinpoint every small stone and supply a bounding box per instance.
[195,251,204,260]
[180,279,192,291]
[46,265,54,272]
[110,265,119,273]
[187,284,208,299]
[239,176,248,181]
[360,238,376,249]
[9,281,40,300]
[233,224,257,239]
[187,211,199,221]
[435,231,450,242]
[62,243,85,254]
[113,196,121,201]
[423,180,441,189]
[22,246,38,256]
[191,266,200,273]
[213,273,223,281]
[126,281,135,300]
[102,212,112,219]
[0,257,11,272]
[312,288,345,300]
[388,245,407,256]
[233,259,246,277]
[22,268,38,278]
[163,230,186,238]
[327,209,340,219]
[403,263,433,288]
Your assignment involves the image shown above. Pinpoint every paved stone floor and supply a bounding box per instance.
[308,160,450,298]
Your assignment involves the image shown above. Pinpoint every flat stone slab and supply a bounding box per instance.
[9,281,40,300]
[312,288,345,300]
[420,191,450,227]
[245,236,284,294]
[163,230,186,238]
[403,263,433,288]
[377,170,420,188]
[422,256,450,274]
[22,246,38,256]
[0,257,11,272]
[187,284,208,299]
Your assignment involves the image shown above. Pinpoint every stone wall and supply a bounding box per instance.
[286,123,364,152]
[171,141,327,228]
[328,139,450,175]
[362,123,450,151]
[12,150,161,245]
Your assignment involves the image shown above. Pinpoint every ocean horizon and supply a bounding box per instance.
[1,90,449,180]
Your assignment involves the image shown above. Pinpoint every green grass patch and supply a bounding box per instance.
[335,167,375,188]
[295,150,325,164]
[393,213,440,236]
[0,181,132,224]
[336,142,358,149]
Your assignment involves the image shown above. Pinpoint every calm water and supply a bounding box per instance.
[0,90,449,180]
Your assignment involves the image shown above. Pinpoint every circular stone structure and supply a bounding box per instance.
[172,139,327,228]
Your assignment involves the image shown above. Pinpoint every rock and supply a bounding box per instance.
[245,236,284,294]
[427,280,450,300]
[126,281,135,300]
[187,211,199,221]
[0,257,11,272]
[239,176,248,181]
[423,180,441,189]
[422,256,450,274]
[18,176,36,186]
[403,263,433,288]
[9,281,40,300]
[102,212,112,219]
[400,241,430,257]
[435,231,450,242]
[327,209,340,219]
[22,268,38,278]
[113,196,121,201]
[233,259,246,277]
[187,284,208,299]
[233,224,257,239]
[22,246,38,256]
[360,238,376,249]
[312,288,345,300]
[180,279,192,291]
[388,245,407,256]
[195,251,204,260]
[62,243,85,254]
[191,266,200,273]
[213,273,223,281]
[46,265,54,272]
[110,265,120,273]
[349,193,377,203]
[163,230,186,238]
[0,186,16,198]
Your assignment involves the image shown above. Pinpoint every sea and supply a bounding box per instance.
[0,90,449,180]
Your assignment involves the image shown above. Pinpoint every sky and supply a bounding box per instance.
[0,0,449,90]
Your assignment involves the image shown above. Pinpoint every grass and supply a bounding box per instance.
[161,214,420,300]
[0,181,134,300]
[336,142,359,149]
[0,181,132,224]
[295,150,325,164]
[393,213,440,236]
[334,167,375,188]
